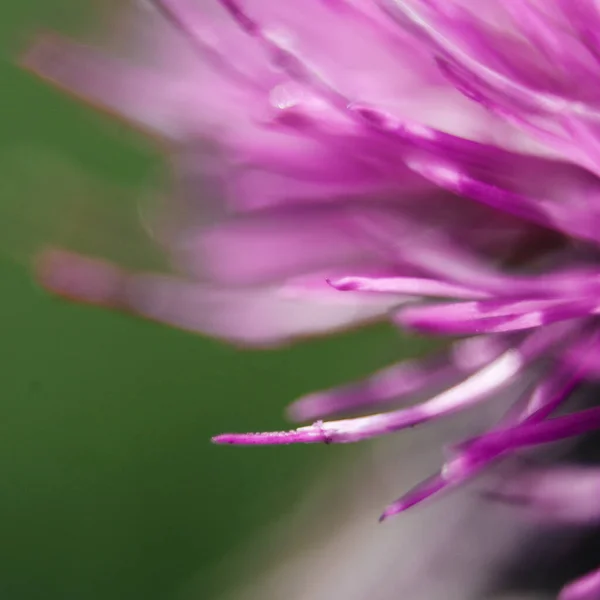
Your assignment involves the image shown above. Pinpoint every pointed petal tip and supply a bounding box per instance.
[20,32,58,73]
[34,248,126,307]
[379,504,403,522]
[212,425,328,446]
[211,433,239,445]
[327,277,359,291]
[211,432,283,445]
[378,509,393,522]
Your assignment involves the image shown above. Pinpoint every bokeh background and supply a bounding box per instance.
[0,3,426,598]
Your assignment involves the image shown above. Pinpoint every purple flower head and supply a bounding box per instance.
[23,1,600,598]
[24,0,502,346]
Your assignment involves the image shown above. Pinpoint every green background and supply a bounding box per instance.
[0,3,424,599]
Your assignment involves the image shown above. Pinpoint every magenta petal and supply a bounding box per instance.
[382,445,499,520]
[215,326,565,445]
[287,335,510,421]
[560,566,600,600]
[561,328,600,380]
[505,363,583,426]
[460,407,600,458]
[487,466,600,525]
[379,472,447,521]
[213,424,328,445]
[329,274,489,299]
[397,297,598,335]
[380,357,591,523]
[214,339,548,445]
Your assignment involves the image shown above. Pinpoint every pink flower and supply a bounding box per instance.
[25,2,600,598]
[24,0,510,346]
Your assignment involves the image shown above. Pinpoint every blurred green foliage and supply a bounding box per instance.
[0,3,430,599]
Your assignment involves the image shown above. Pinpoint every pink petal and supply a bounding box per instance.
[36,249,396,346]
[288,335,510,421]
[215,330,561,445]
[560,566,600,600]
[396,297,598,335]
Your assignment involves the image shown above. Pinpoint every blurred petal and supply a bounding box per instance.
[36,249,397,346]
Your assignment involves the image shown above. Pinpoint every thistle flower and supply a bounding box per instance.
[25,0,494,346]
[24,1,600,599]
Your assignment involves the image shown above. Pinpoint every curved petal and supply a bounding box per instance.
[35,249,397,346]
